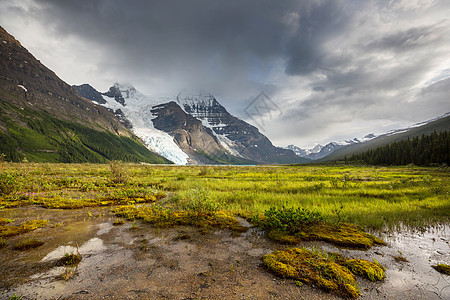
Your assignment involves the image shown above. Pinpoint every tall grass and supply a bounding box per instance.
[0,163,448,231]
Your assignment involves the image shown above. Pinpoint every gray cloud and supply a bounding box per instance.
[1,0,449,148]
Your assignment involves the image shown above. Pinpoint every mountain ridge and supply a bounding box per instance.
[0,26,170,163]
[75,84,308,165]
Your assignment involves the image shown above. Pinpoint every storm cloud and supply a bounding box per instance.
[1,0,449,147]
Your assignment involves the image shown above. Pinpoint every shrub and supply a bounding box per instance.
[180,188,221,214]
[0,172,19,196]
[109,161,128,184]
[263,206,323,233]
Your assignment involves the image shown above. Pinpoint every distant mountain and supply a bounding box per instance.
[0,26,170,163]
[286,134,377,160]
[320,113,450,162]
[76,84,307,165]
[176,90,307,164]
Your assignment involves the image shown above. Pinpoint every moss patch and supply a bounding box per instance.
[342,259,385,281]
[263,248,360,299]
[12,238,45,250]
[432,264,450,275]
[58,253,82,266]
[0,218,14,225]
[0,238,7,249]
[266,222,385,249]
[0,219,48,237]
[112,205,248,232]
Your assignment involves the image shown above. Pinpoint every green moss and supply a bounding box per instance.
[343,259,385,281]
[432,264,450,275]
[0,219,48,237]
[0,237,7,249]
[0,218,14,225]
[12,238,44,250]
[267,229,301,244]
[58,253,82,266]
[112,205,247,232]
[299,223,386,249]
[263,248,360,299]
[265,222,385,249]
[112,219,125,225]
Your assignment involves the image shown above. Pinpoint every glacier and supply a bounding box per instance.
[100,83,189,165]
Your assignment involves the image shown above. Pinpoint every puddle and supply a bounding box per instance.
[303,226,450,299]
[41,237,105,261]
[96,223,113,235]
[1,205,448,299]
[235,216,251,228]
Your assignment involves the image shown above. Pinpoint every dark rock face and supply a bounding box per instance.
[177,92,306,164]
[73,83,132,130]
[103,84,126,106]
[73,84,106,104]
[114,109,133,129]
[151,101,230,164]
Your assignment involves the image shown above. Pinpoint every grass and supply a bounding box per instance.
[0,163,448,298]
[0,163,448,231]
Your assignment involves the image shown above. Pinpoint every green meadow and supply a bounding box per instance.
[1,163,448,232]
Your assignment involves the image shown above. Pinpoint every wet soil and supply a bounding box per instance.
[0,207,448,299]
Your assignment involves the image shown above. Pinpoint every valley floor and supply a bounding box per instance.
[0,163,449,299]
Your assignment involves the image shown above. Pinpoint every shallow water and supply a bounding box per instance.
[0,206,449,299]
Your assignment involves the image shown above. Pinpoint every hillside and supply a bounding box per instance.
[321,114,450,162]
[0,26,170,163]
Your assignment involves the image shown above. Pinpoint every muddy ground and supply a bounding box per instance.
[0,206,449,300]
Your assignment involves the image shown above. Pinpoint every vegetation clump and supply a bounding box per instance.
[0,218,14,225]
[12,238,44,250]
[263,248,360,299]
[0,172,19,196]
[262,206,323,233]
[259,206,385,249]
[0,237,7,249]
[112,205,247,232]
[432,264,450,275]
[299,223,386,249]
[264,248,385,299]
[58,253,82,266]
[109,161,129,184]
[341,259,385,281]
[0,219,48,237]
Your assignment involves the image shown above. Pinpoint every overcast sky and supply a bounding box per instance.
[1,0,449,148]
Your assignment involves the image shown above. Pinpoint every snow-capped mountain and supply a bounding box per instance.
[176,90,306,164]
[76,83,189,164]
[75,84,306,165]
[287,134,377,160]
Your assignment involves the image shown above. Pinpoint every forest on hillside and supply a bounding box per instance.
[348,131,449,166]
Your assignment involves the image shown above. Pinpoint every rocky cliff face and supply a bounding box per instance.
[151,101,237,164]
[177,91,306,164]
[73,83,106,104]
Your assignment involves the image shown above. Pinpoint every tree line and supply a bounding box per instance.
[348,131,449,166]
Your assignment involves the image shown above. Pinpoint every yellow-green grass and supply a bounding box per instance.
[0,163,448,231]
